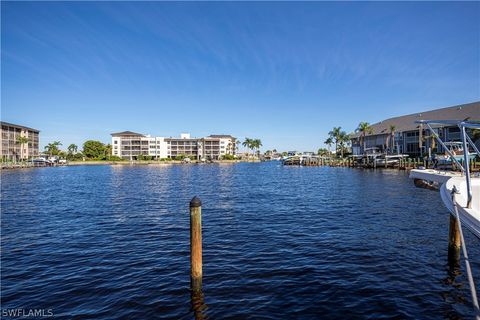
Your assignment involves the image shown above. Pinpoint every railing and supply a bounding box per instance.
[417,120,480,208]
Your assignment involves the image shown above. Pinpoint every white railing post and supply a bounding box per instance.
[460,123,472,208]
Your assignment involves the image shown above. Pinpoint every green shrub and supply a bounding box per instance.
[66,153,84,161]
[108,155,124,161]
[221,154,236,160]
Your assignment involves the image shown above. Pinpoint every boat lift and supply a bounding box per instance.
[416,120,480,208]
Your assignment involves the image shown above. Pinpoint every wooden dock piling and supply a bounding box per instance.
[448,213,461,265]
[190,196,203,292]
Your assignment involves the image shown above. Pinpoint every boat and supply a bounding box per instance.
[374,154,409,167]
[353,147,409,168]
[440,173,480,237]
[32,157,53,164]
[410,120,480,317]
[281,153,324,166]
[433,141,477,169]
[410,120,480,237]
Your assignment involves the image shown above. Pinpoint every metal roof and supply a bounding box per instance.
[351,101,480,138]
[110,131,145,137]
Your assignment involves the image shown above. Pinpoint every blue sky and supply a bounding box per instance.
[1,1,479,151]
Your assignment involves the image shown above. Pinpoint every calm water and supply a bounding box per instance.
[1,162,480,319]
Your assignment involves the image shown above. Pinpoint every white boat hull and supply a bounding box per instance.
[410,169,480,238]
[440,176,480,238]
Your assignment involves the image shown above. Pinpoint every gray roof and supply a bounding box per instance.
[111,131,145,137]
[1,121,40,132]
[351,101,480,138]
[208,135,235,139]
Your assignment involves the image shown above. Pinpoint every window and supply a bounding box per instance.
[406,131,419,137]
[406,143,419,153]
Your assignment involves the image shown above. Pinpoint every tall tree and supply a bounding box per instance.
[83,140,106,159]
[242,138,254,158]
[16,136,30,160]
[67,144,78,154]
[44,141,62,157]
[355,122,373,154]
[324,137,333,156]
[317,148,329,156]
[338,131,350,158]
[253,139,262,157]
[472,129,480,142]
[328,127,342,157]
[388,125,396,154]
[104,144,112,159]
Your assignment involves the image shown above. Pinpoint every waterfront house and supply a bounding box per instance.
[350,101,480,157]
[0,121,40,162]
[111,132,236,160]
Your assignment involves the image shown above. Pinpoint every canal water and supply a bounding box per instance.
[1,162,479,319]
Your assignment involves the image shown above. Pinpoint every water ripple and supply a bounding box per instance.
[1,163,479,319]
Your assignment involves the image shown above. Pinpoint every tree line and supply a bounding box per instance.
[40,137,264,161]
[319,122,398,158]
[43,140,120,161]
[242,138,262,158]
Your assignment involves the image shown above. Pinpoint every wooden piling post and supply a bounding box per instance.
[448,213,461,265]
[190,196,203,292]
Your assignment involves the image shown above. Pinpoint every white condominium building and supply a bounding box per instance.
[111,131,236,160]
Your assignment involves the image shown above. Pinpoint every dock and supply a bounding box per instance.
[282,154,480,172]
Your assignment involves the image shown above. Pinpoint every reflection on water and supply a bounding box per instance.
[1,163,480,319]
[191,289,208,320]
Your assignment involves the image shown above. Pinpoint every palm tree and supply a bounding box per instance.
[44,141,62,157]
[44,144,54,157]
[388,125,396,154]
[338,131,349,158]
[355,122,373,154]
[253,139,262,158]
[472,129,480,143]
[241,138,262,159]
[16,136,30,161]
[324,137,333,156]
[328,127,342,157]
[317,148,329,156]
[67,144,78,154]
[242,138,253,158]
[235,140,241,155]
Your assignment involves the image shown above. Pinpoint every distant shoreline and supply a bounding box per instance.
[1,159,262,170]
[67,160,261,166]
